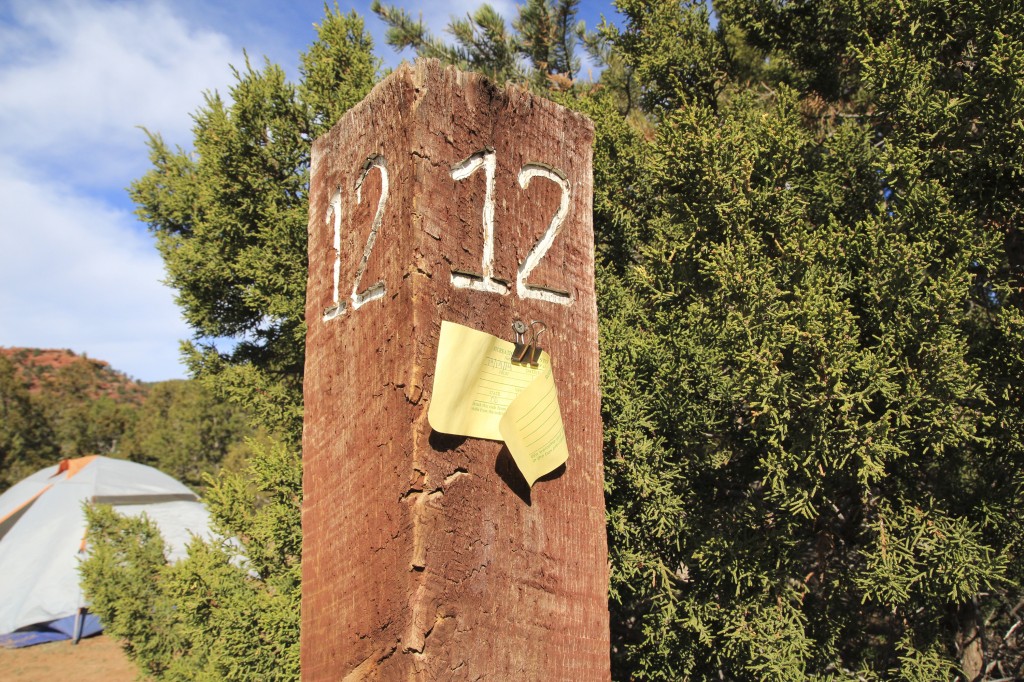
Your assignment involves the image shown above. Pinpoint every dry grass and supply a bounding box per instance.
[0,634,137,681]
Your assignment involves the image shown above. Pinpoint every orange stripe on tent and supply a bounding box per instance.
[64,455,98,479]
[52,456,98,480]
[0,483,54,528]
[2,458,95,537]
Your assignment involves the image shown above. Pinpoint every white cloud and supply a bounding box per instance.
[0,0,242,189]
[0,0,248,381]
[0,155,190,382]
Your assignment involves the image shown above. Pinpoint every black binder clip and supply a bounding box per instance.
[512,320,546,367]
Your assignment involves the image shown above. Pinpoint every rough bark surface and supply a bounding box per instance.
[302,60,609,680]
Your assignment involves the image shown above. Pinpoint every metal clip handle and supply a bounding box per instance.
[512,320,546,367]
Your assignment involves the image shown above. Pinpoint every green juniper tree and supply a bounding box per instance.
[0,356,56,490]
[123,380,255,489]
[80,8,377,680]
[371,0,584,87]
[33,356,137,459]
[596,0,1024,678]
[370,0,523,83]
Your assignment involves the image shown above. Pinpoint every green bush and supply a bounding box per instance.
[80,504,184,678]
[81,438,302,680]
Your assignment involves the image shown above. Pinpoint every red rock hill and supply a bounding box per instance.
[0,347,147,404]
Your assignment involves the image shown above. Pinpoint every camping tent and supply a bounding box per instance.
[0,455,213,647]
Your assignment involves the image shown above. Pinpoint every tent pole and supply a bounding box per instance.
[72,607,84,644]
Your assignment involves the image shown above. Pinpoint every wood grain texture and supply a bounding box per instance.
[302,60,608,681]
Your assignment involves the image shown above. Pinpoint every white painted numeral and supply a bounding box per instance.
[450,150,510,295]
[322,155,389,323]
[323,188,344,321]
[327,150,576,320]
[517,164,573,305]
[352,156,389,309]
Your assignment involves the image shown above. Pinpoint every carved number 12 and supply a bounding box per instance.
[323,156,389,322]
[324,150,573,323]
[450,151,573,306]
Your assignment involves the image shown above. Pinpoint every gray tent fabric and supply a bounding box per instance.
[0,456,213,647]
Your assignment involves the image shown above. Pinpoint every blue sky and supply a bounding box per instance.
[0,0,620,382]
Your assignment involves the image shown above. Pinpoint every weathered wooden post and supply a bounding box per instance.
[302,59,608,680]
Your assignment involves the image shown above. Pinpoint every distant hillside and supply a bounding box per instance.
[0,347,147,404]
[0,347,254,492]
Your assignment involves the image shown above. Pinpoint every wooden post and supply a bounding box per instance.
[302,59,608,680]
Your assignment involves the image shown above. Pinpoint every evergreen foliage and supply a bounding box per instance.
[88,0,1024,679]
[0,355,56,489]
[371,0,583,88]
[8,350,142,463]
[80,505,185,678]
[123,380,255,489]
[129,6,377,442]
[82,441,301,680]
[370,0,521,83]
[0,349,250,492]
[591,0,1024,678]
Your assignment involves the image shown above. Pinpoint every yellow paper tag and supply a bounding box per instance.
[428,321,568,486]
[498,365,567,486]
